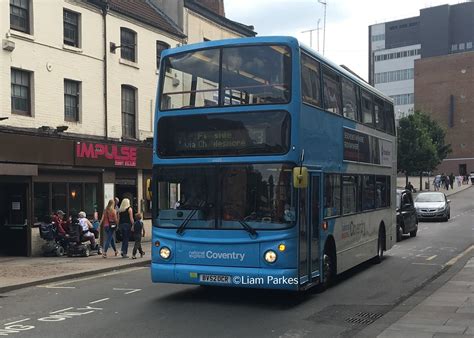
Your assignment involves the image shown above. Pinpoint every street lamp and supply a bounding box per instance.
[318,0,327,55]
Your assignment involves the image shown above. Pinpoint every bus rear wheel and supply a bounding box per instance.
[320,247,336,290]
[373,227,385,264]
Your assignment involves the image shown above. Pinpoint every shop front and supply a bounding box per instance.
[0,129,152,256]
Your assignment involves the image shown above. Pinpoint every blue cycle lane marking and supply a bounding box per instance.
[0,289,141,336]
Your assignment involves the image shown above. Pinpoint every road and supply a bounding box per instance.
[1,188,473,337]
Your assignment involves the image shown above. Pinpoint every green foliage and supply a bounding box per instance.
[397,111,451,175]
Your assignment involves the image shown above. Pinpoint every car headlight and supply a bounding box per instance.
[264,250,277,263]
[159,247,171,259]
[437,206,446,212]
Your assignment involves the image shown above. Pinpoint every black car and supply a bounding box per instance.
[396,189,418,241]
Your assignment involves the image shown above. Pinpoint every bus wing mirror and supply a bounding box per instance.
[293,167,308,188]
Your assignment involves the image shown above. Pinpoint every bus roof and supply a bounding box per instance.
[160,36,393,103]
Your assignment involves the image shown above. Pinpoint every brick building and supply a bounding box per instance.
[414,52,474,176]
[0,0,254,256]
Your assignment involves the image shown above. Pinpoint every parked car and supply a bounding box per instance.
[414,192,451,222]
[396,189,418,241]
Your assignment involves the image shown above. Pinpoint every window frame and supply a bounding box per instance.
[64,79,80,122]
[11,68,32,116]
[361,90,374,127]
[156,40,170,70]
[301,53,322,108]
[341,77,359,121]
[10,0,30,34]
[121,85,137,139]
[120,27,137,62]
[63,9,80,47]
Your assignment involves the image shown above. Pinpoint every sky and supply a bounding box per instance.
[225,0,465,81]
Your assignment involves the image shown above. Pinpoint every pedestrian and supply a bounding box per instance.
[434,175,441,191]
[445,176,450,190]
[456,175,462,187]
[405,181,415,193]
[78,211,99,251]
[449,173,455,189]
[100,199,119,258]
[131,212,145,259]
[118,198,134,258]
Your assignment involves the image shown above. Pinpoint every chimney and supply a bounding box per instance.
[196,0,225,16]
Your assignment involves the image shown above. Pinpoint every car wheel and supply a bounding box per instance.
[410,229,417,237]
[55,246,65,257]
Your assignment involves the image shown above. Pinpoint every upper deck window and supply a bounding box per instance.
[322,67,342,115]
[160,44,291,110]
[301,53,321,107]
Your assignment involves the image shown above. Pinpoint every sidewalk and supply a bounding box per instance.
[0,241,151,293]
[397,176,473,197]
[376,250,474,337]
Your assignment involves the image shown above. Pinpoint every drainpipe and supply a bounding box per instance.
[101,0,109,139]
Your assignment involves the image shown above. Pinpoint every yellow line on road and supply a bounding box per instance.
[444,245,474,267]
[426,255,437,261]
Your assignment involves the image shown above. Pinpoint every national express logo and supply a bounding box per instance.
[76,142,137,167]
[189,250,245,262]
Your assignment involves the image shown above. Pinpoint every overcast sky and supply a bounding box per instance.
[225,0,464,81]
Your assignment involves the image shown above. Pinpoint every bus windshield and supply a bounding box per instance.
[160,45,291,110]
[156,164,295,229]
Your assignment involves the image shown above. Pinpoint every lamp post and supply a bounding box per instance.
[318,0,327,55]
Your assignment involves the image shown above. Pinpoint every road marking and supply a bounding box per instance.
[37,286,76,289]
[50,307,73,314]
[420,246,432,252]
[444,245,474,267]
[89,298,109,304]
[113,288,141,295]
[412,262,439,266]
[4,319,30,326]
[49,267,147,286]
[426,255,437,261]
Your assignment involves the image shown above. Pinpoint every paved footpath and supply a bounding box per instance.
[0,242,151,293]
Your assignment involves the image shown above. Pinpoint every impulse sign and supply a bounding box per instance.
[76,142,137,167]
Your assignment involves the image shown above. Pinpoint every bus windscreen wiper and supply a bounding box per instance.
[238,220,258,238]
[176,209,199,235]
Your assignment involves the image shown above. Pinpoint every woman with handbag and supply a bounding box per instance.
[100,199,119,258]
[118,198,134,258]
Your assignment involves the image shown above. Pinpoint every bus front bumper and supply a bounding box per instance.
[151,263,299,290]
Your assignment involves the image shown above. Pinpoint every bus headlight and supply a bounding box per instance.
[264,250,277,263]
[160,247,171,259]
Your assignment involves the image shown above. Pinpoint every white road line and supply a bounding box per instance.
[412,262,440,266]
[426,255,437,261]
[89,298,109,304]
[113,288,142,295]
[37,286,76,289]
[420,246,432,252]
[51,267,147,286]
[50,307,74,314]
[4,318,31,326]
[444,245,474,267]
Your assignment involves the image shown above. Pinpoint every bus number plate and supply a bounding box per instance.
[199,274,231,284]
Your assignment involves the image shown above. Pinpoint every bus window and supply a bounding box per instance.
[384,101,395,135]
[361,91,374,126]
[301,53,321,107]
[362,175,375,210]
[342,78,358,121]
[375,175,388,208]
[324,174,341,217]
[322,67,342,115]
[374,97,385,130]
[342,175,358,214]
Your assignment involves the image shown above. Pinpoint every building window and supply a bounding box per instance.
[64,79,80,122]
[467,42,473,50]
[459,43,465,51]
[156,41,170,70]
[10,0,29,33]
[11,68,31,116]
[63,9,80,47]
[120,28,136,62]
[122,85,136,138]
[451,44,458,52]
[34,183,49,222]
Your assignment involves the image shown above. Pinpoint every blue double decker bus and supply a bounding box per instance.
[151,36,396,291]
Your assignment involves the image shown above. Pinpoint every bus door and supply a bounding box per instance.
[298,172,321,285]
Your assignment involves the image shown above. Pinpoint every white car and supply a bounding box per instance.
[414,192,451,222]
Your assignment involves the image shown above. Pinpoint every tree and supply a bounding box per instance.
[397,111,451,191]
